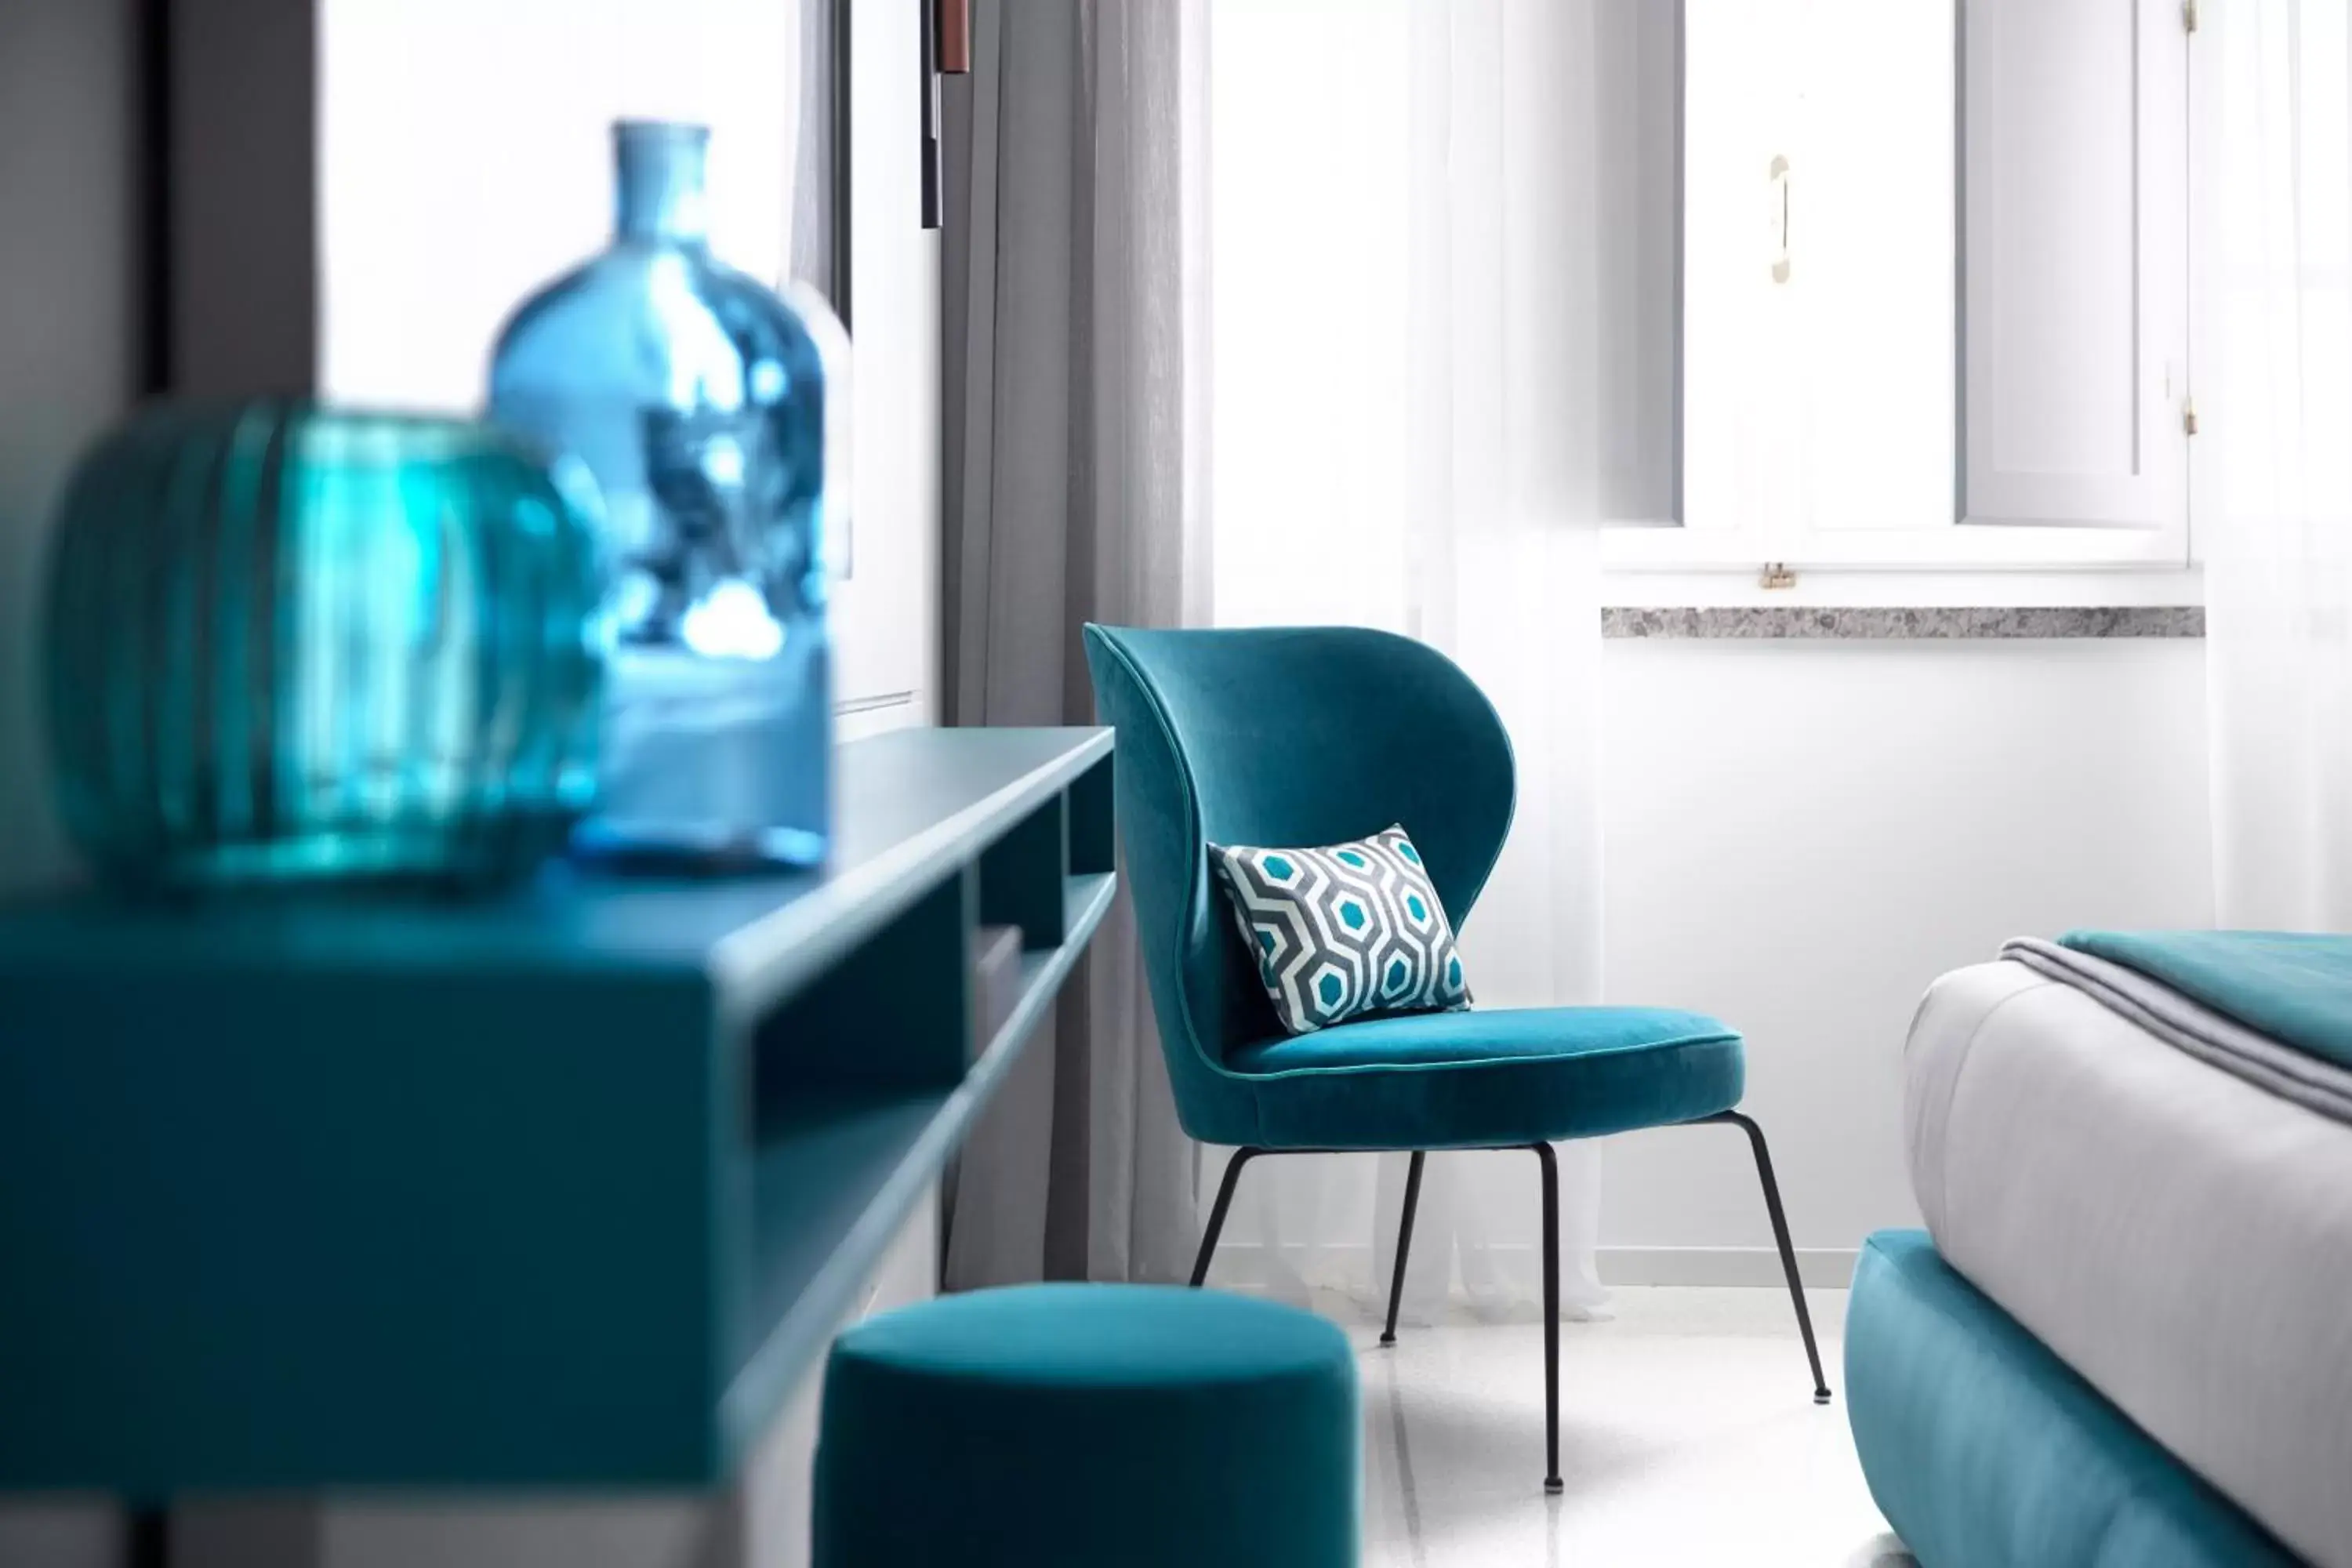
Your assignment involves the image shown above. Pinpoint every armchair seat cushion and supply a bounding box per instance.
[1223,1005,1744,1149]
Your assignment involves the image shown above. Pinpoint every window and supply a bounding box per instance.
[1606,0,2195,575]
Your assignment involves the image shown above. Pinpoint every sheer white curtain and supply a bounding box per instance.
[1204,0,1624,1320]
[939,0,1211,1287]
[2209,1,2352,929]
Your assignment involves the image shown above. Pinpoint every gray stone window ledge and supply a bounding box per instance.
[1601,607,2205,640]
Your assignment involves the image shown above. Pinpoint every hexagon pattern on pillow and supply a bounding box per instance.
[1211,824,1472,1036]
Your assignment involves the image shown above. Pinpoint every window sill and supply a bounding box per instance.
[1601,521,2194,579]
[1601,605,2204,640]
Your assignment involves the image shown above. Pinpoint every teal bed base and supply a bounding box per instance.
[1846,1232,2299,1568]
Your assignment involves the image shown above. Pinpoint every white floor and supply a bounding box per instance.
[0,1287,1911,1568]
[1353,1287,1911,1567]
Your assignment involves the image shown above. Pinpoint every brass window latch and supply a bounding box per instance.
[1769,155,1791,285]
[1760,562,1798,590]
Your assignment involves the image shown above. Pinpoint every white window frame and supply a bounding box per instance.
[1602,0,2205,604]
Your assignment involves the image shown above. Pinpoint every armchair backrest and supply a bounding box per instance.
[1082,624,1516,1138]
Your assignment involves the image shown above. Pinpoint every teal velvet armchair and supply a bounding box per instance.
[1083,624,1830,1492]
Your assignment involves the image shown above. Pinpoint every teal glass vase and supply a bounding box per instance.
[488,120,836,869]
[43,402,606,891]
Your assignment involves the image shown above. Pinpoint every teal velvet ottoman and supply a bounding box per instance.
[1846,1232,2295,1567]
[814,1283,1359,1566]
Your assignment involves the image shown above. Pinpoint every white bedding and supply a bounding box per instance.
[1908,960,2352,1568]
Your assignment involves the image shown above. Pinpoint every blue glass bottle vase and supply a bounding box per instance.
[488,120,836,869]
[43,402,606,891]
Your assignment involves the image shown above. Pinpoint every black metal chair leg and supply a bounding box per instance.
[1704,1110,1831,1403]
[1190,1146,1261,1287]
[1379,1151,1426,1345]
[1533,1141,1563,1494]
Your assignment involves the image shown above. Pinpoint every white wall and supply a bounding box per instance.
[1597,636,2215,1275]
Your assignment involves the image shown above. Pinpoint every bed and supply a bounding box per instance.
[1850,953,2352,1567]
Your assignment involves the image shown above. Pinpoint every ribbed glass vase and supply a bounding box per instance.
[43,402,606,891]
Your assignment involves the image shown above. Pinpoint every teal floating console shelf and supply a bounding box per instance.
[0,726,1115,1495]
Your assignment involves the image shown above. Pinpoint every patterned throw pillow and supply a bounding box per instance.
[1211,824,1472,1035]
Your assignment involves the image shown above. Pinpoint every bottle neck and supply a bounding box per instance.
[614,122,710,245]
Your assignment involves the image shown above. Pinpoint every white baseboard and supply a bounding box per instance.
[1598,1246,1858,1290]
[1196,1238,1860,1291]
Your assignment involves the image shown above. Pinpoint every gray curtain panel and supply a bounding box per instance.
[938,0,1210,1287]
